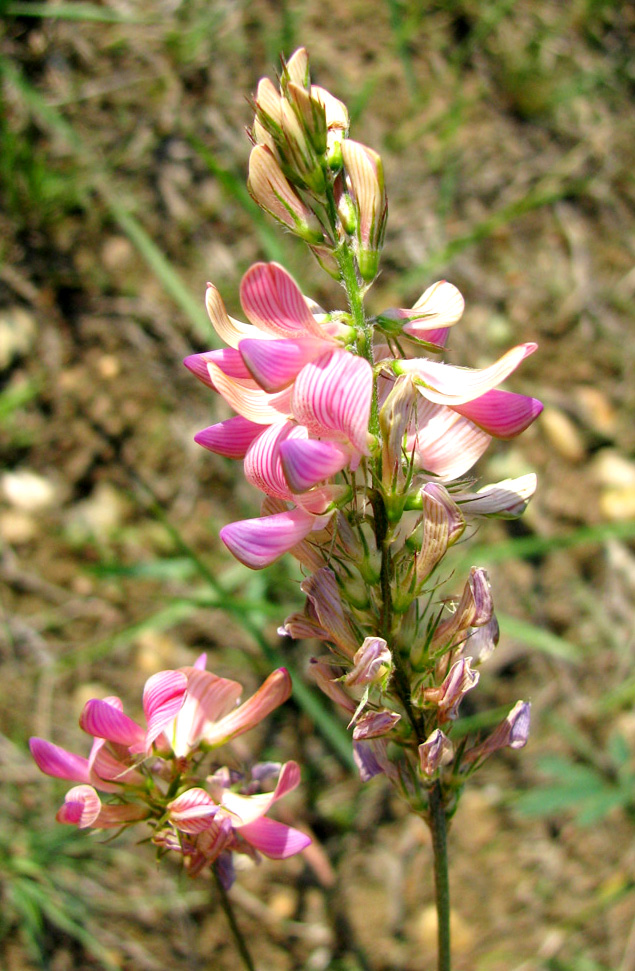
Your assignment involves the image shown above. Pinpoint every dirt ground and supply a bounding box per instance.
[1,2,635,969]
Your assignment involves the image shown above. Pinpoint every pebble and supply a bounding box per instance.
[540,406,586,462]
[600,487,635,521]
[66,481,127,540]
[591,449,635,487]
[415,904,475,955]
[0,305,37,370]
[573,386,617,438]
[1,468,57,511]
[0,510,37,544]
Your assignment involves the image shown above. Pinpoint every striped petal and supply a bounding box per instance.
[205,284,262,348]
[29,738,90,784]
[143,669,188,752]
[243,420,297,501]
[168,787,219,834]
[456,473,537,518]
[280,437,351,492]
[169,668,243,757]
[397,342,537,405]
[88,740,144,790]
[239,336,329,392]
[240,263,323,338]
[79,699,145,750]
[409,400,492,480]
[403,280,464,334]
[451,389,543,439]
[183,348,254,390]
[292,349,373,453]
[239,816,311,859]
[206,361,293,424]
[220,508,317,568]
[203,668,292,747]
[195,416,264,459]
[56,785,102,828]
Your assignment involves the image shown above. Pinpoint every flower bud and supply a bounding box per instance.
[248,145,325,243]
[345,637,392,687]
[352,709,401,740]
[431,567,492,651]
[420,656,479,722]
[418,729,454,778]
[463,701,531,765]
[340,140,387,282]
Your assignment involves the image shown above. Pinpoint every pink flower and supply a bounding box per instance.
[162,761,311,884]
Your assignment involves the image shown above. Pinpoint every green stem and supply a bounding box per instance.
[428,781,451,971]
[212,865,256,971]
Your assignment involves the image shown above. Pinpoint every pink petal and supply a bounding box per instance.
[398,342,537,405]
[409,400,492,480]
[239,336,329,392]
[56,785,102,828]
[168,787,219,833]
[222,760,301,825]
[29,738,90,784]
[404,326,450,348]
[79,699,145,750]
[280,437,351,492]
[220,508,317,568]
[143,669,188,752]
[206,361,293,424]
[203,668,292,747]
[205,283,262,348]
[292,349,373,453]
[403,280,465,335]
[240,263,323,338]
[183,348,254,390]
[195,416,264,459]
[239,816,311,859]
[88,739,144,790]
[243,420,297,501]
[451,389,543,439]
[170,669,243,757]
[352,709,401,740]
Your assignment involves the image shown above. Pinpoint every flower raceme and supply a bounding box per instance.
[30,656,310,885]
[186,259,541,569]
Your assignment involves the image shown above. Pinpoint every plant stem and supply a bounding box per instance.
[428,781,451,971]
[212,865,256,971]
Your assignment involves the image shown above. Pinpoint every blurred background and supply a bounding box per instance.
[1,1,635,969]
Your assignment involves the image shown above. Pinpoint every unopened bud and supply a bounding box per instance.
[345,637,392,687]
[352,708,401,740]
[421,656,479,722]
[248,145,324,243]
[418,729,454,778]
[340,139,387,282]
[463,701,531,765]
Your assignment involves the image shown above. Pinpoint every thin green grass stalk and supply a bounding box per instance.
[458,519,635,566]
[0,58,212,341]
[497,613,579,662]
[400,176,592,288]
[3,1,151,22]
[384,0,420,100]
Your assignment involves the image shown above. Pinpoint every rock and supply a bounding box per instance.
[414,904,475,956]
[540,406,586,462]
[592,449,635,487]
[0,510,37,543]
[600,487,635,521]
[66,481,128,540]
[1,468,57,511]
[0,305,37,370]
[573,387,617,438]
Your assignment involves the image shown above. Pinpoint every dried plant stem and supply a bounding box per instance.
[428,781,451,971]
[212,865,257,971]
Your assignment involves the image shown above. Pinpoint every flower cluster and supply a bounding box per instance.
[30,657,310,887]
[185,49,542,819]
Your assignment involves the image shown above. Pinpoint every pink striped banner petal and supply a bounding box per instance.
[292,349,373,454]
[243,420,297,501]
[168,787,219,834]
[203,669,293,747]
[79,699,145,749]
[239,336,328,392]
[143,669,188,752]
[240,263,323,338]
